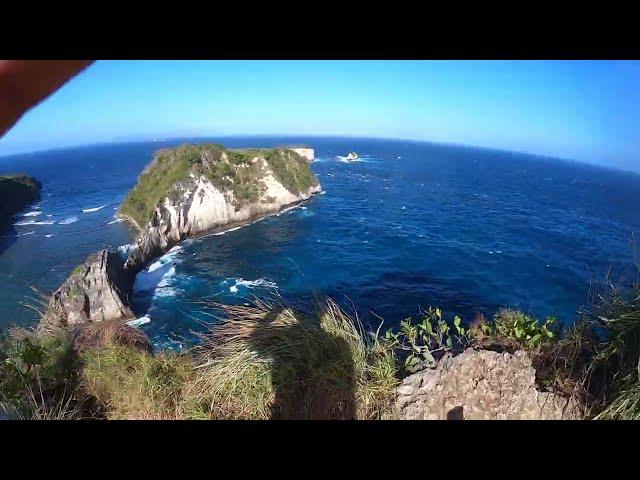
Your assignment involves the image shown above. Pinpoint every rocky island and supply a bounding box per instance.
[119,144,320,272]
[39,144,321,331]
[0,174,42,230]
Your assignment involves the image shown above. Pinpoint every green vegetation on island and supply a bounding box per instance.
[119,144,319,229]
[0,174,42,228]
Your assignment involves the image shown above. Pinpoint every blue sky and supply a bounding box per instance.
[1,60,639,171]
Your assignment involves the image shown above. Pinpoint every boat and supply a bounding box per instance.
[345,151,359,161]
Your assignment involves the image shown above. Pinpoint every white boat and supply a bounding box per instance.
[345,151,359,161]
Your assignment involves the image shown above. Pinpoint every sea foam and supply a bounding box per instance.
[127,315,151,327]
[82,205,106,213]
[13,220,55,226]
[225,277,279,294]
[22,211,42,217]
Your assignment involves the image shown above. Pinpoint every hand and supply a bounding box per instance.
[0,60,94,137]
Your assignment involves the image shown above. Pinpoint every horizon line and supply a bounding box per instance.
[0,133,637,177]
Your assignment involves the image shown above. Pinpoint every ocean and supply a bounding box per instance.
[1,136,639,350]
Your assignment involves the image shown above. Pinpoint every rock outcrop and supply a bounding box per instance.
[39,250,135,332]
[120,145,321,272]
[395,348,582,420]
[289,147,314,162]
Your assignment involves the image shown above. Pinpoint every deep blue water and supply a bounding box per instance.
[1,136,639,349]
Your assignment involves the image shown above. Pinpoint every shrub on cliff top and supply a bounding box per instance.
[80,344,194,420]
[263,148,318,195]
[0,327,79,419]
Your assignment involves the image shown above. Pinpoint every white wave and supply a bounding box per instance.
[107,218,123,225]
[127,315,151,328]
[82,205,106,213]
[58,216,78,225]
[226,277,278,294]
[18,231,35,236]
[336,155,360,163]
[117,244,133,256]
[277,204,301,216]
[134,245,182,295]
[212,224,244,236]
[22,210,42,217]
[146,246,182,273]
[13,220,54,226]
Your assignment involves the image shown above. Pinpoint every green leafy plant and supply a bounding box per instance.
[381,307,471,374]
[488,309,556,349]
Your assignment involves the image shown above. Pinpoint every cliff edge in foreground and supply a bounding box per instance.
[119,144,321,272]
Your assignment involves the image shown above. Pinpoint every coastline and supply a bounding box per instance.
[128,188,323,264]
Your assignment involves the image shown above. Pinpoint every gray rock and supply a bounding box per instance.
[39,249,135,331]
[394,348,582,420]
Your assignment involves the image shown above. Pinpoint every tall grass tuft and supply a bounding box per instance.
[188,297,398,419]
[0,326,79,419]
[80,344,194,420]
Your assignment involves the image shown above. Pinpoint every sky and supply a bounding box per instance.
[1,60,639,172]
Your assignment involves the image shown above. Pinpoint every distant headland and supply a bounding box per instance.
[0,174,42,230]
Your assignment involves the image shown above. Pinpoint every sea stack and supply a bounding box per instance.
[119,144,321,272]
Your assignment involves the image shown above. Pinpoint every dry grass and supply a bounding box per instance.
[188,297,398,419]
[73,320,153,354]
[80,344,194,420]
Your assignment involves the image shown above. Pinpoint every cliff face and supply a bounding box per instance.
[121,144,321,272]
[39,250,135,332]
[0,174,42,229]
[288,147,314,162]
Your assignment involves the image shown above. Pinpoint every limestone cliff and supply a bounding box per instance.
[120,144,321,272]
[39,250,135,332]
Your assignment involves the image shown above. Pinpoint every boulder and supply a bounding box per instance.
[395,348,582,420]
[39,249,135,332]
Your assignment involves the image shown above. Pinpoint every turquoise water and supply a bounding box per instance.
[1,137,639,349]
